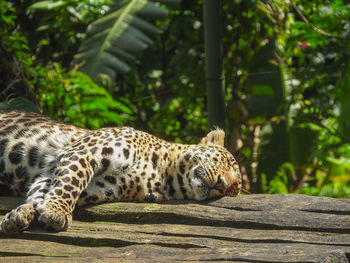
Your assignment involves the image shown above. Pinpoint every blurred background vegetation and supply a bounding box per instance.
[1,0,350,197]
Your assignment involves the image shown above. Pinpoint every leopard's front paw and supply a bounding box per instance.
[37,203,72,232]
[1,203,36,234]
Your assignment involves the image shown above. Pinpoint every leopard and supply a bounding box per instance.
[0,110,241,234]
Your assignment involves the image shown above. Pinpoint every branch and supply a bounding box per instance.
[291,1,349,40]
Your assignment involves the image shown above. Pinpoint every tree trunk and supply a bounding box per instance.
[203,0,225,130]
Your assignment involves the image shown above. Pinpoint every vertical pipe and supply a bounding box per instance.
[203,0,225,129]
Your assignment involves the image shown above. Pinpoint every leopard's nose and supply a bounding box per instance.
[226,178,242,196]
[213,176,226,193]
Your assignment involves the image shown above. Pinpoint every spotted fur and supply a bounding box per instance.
[0,110,241,233]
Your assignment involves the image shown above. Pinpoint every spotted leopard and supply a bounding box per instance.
[0,110,241,234]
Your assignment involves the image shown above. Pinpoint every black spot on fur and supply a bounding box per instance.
[102,147,114,155]
[151,153,159,170]
[177,174,184,186]
[19,179,28,193]
[0,183,13,195]
[79,158,87,168]
[147,181,151,189]
[71,177,79,187]
[2,125,18,135]
[15,166,28,179]
[55,189,63,196]
[80,191,87,198]
[0,172,14,186]
[167,176,175,196]
[16,118,30,123]
[69,164,78,172]
[61,161,70,167]
[52,180,62,188]
[145,194,156,202]
[0,159,5,174]
[72,191,78,198]
[181,187,188,199]
[123,148,130,159]
[28,147,39,167]
[90,195,98,202]
[69,155,79,161]
[90,159,97,170]
[0,139,9,157]
[78,149,88,155]
[64,152,76,159]
[83,137,91,143]
[62,177,70,183]
[64,185,74,191]
[104,176,116,184]
[77,171,84,178]
[184,153,191,161]
[57,169,70,177]
[179,162,186,174]
[9,142,25,164]
[14,129,27,139]
[96,181,105,188]
[90,147,98,154]
[105,190,113,197]
[39,189,49,194]
[163,153,168,160]
[38,155,47,169]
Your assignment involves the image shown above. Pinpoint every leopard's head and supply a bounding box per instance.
[178,129,242,201]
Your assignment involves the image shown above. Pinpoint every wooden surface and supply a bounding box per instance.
[1,194,350,262]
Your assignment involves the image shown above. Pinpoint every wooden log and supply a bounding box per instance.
[1,194,350,262]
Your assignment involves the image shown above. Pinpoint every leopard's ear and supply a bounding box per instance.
[198,129,225,147]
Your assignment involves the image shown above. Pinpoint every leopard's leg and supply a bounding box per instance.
[1,176,52,234]
[37,150,95,232]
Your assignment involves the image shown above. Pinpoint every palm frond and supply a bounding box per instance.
[73,0,180,85]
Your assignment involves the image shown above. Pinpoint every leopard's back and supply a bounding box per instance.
[0,110,87,196]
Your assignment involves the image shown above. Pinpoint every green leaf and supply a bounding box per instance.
[0,97,40,113]
[73,0,176,85]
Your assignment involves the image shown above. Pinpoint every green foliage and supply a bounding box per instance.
[28,0,181,86]
[17,0,110,66]
[262,163,294,194]
[74,0,167,85]
[118,2,210,143]
[35,65,134,129]
[243,0,350,197]
[0,1,33,79]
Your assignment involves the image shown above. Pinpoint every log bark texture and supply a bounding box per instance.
[1,194,350,262]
